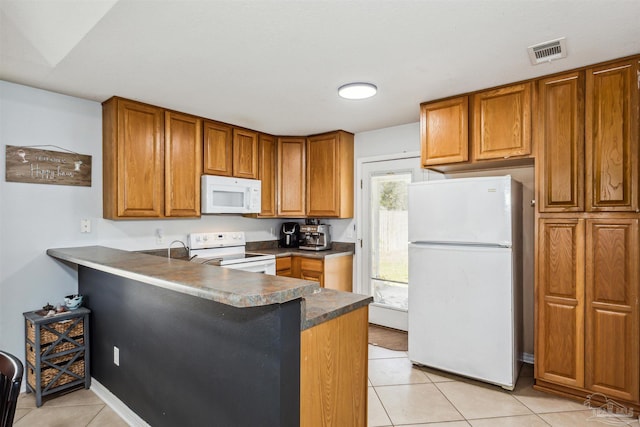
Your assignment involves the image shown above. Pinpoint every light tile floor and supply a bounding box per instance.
[13,388,127,427]
[13,346,640,427]
[368,345,640,427]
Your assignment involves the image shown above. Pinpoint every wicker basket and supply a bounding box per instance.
[26,338,85,366]
[26,318,84,345]
[27,358,85,390]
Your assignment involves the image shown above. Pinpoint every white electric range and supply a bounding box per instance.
[187,231,276,275]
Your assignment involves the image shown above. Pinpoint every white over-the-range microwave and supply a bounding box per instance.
[201,175,261,214]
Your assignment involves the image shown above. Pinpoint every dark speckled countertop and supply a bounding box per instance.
[246,241,355,259]
[302,288,371,329]
[47,245,370,330]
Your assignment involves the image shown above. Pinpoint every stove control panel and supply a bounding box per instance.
[188,231,246,250]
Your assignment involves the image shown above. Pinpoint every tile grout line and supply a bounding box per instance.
[86,404,108,426]
[370,384,395,427]
[429,379,473,424]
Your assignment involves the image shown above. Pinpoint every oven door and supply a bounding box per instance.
[221,259,276,275]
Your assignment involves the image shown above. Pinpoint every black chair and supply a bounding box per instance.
[0,350,23,427]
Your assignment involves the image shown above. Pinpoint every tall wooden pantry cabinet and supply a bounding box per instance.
[535,57,640,407]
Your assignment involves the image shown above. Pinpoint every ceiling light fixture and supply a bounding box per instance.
[338,82,377,100]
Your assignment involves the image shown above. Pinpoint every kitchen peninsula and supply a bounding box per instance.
[47,246,371,427]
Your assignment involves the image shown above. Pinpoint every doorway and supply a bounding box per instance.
[359,155,432,331]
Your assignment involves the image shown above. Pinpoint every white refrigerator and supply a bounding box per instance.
[407,175,522,390]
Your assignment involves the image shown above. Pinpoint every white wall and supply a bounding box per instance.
[0,81,282,362]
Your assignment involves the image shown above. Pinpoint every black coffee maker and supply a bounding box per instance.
[279,222,301,248]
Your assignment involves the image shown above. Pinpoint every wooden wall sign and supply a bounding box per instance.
[5,145,92,187]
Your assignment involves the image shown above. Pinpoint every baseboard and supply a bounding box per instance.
[521,352,534,364]
[91,378,150,427]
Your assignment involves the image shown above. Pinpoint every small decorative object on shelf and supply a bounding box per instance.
[23,307,90,407]
[63,294,83,310]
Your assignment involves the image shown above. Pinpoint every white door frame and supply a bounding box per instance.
[355,151,421,330]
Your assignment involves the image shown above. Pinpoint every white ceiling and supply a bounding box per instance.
[1,0,639,136]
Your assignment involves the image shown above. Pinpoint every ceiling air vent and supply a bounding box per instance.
[527,37,567,65]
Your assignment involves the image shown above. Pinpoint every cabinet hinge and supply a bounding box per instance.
[360,179,363,189]
[359,239,363,248]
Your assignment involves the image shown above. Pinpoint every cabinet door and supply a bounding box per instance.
[300,306,368,427]
[258,134,277,217]
[306,131,354,218]
[472,83,532,160]
[420,96,469,166]
[113,99,165,218]
[585,218,639,402]
[165,112,202,217]
[536,218,585,388]
[537,72,585,212]
[297,257,324,287]
[276,256,293,277]
[323,255,353,292]
[586,59,639,212]
[203,120,233,176]
[277,137,306,217]
[233,129,258,179]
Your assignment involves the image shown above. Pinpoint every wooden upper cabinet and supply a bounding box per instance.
[584,218,639,402]
[103,97,165,219]
[164,111,202,217]
[585,59,639,212]
[420,96,469,166]
[203,120,233,176]
[537,72,585,212]
[277,137,306,217]
[203,122,258,179]
[536,218,585,389]
[258,134,277,217]
[306,131,354,218]
[233,129,258,179]
[472,82,532,160]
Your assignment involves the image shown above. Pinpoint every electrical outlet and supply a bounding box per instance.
[114,346,120,366]
[80,218,91,233]
[155,228,164,244]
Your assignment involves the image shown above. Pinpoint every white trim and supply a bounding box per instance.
[354,151,420,296]
[369,304,409,331]
[91,378,150,427]
[521,352,535,364]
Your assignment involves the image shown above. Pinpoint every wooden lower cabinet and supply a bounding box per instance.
[279,255,353,292]
[536,216,639,405]
[298,257,324,285]
[276,256,293,277]
[584,218,639,402]
[536,218,585,388]
[300,306,368,427]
